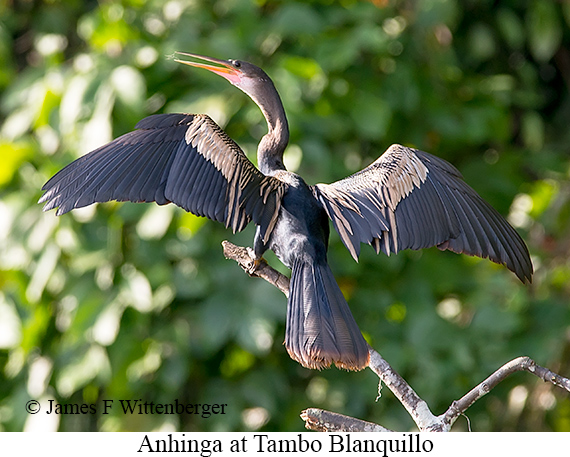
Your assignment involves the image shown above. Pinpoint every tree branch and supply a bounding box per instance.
[222,240,290,297]
[222,240,570,432]
[300,408,392,432]
[439,356,570,429]
[367,347,442,431]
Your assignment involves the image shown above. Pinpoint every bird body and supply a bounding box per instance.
[40,53,532,371]
[254,171,370,369]
[258,171,328,269]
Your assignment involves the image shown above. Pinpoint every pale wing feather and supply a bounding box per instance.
[40,113,285,241]
[313,144,532,283]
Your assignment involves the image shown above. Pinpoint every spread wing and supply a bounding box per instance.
[40,113,286,241]
[312,144,533,283]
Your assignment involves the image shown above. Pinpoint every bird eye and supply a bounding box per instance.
[232,60,241,68]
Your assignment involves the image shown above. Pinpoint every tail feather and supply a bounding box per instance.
[286,258,369,370]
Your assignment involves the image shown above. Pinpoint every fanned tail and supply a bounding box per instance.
[286,258,369,370]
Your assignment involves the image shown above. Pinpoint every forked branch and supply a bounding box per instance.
[222,240,570,432]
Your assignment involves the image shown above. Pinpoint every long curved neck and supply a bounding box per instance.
[251,81,289,176]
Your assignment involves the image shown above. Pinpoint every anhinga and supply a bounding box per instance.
[40,53,533,371]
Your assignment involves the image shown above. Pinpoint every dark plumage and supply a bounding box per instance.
[40,53,532,371]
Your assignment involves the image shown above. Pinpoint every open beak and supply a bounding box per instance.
[174,52,242,85]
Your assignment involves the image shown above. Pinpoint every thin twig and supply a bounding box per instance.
[439,356,570,429]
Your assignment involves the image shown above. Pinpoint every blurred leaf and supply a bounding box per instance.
[527,0,563,62]
[0,293,22,349]
[496,8,525,50]
[467,22,497,62]
[56,345,111,397]
[350,91,392,140]
[0,141,33,186]
[522,110,544,152]
[110,65,145,109]
[271,3,323,37]
[281,56,323,80]
[529,179,558,219]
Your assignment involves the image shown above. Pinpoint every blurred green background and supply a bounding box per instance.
[1,0,569,432]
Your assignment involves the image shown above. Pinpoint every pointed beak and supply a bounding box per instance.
[174,52,242,85]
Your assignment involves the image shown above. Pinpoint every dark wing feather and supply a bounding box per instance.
[40,113,286,241]
[312,144,533,283]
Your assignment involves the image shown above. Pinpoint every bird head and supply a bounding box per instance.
[174,52,289,171]
[174,52,274,102]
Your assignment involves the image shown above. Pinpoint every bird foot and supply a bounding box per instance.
[246,247,264,276]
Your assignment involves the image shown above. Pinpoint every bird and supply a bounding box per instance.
[40,52,533,371]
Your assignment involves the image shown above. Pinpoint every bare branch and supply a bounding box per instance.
[301,408,392,432]
[368,348,444,431]
[222,240,570,432]
[222,241,290,297]
[439,356,570,429]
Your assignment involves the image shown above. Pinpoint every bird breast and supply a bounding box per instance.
[267,174,329,268]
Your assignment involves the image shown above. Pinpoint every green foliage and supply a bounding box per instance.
[1,0,569,432]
